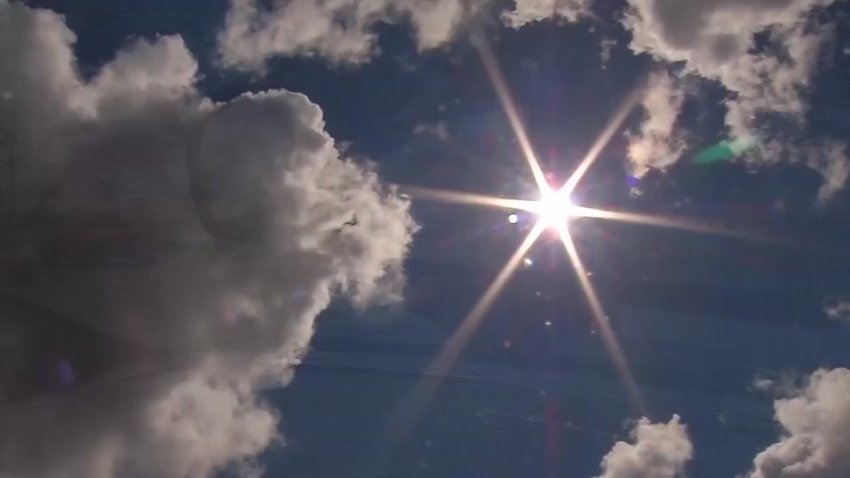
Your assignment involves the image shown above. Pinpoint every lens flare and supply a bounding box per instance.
[382,223,545,449]
[531,188,576,229]
[382,34,785,461]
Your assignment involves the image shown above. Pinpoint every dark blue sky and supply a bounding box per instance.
[15,1,850,477]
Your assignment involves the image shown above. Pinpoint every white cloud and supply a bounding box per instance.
[746,368,850,478]
[215,0,597,73]
[597,415,693,478]
[216,0,470,72]
[622,0,849,199]
[502,0,592,28]
[0,2,415,477]
[623,0,831,128]
[626,71,687,178]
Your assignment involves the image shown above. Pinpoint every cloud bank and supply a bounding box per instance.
[597,415,693,478]
[0,2,415,478]
[746,368,850,478]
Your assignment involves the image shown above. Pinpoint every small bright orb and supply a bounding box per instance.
[508,213,519,224]
[534,190,575,229]
[544,320,552,327]
[523,257,533,267]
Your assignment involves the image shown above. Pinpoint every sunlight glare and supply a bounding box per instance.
[533,188,577,229]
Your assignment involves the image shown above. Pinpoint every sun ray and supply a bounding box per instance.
[382,222,545,450]
[474,35,549,193]
[555,224,645,413]
[571,206,789,244]
[380,45,792,459]
[400,185,538,212]
[561,87,643,195]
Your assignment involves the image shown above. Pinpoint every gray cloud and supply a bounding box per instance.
[823,297,850,324]
[596,415,693,478]
[412,120,449,140]
[746,368,850,478]
[0,2,415,477]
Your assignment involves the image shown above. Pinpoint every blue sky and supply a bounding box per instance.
[4,1,850,477]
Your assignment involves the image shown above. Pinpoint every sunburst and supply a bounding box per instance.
[382,35,780,453]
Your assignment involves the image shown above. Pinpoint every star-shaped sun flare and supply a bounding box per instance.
[383,37,778,451]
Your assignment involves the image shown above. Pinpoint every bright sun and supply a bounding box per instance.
[532,189,575,229]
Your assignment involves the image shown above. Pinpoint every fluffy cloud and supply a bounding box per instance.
[746,368,850,478]
[0,2,415,477]
[215,0,595,73]
[597,415,693,478]
[216,0,470,72]
[622,0,848,199]
[626,71,687,178]
[502,0,592,28]
[623,0,831,130]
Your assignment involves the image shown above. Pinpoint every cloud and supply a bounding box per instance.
[216,0,471,72]
[626,70,687,178]
[623,0,832,129]
[746,368,850,478]
[596,415,693,478]
[412,120,449,140]
[215,0,597,73]
[622,0,849,199]
[823,297,850,324]
[502,0,592,28]
[600,37,617,69]
[0,2,415,477]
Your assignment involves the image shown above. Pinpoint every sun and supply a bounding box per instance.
[531,188,576,230]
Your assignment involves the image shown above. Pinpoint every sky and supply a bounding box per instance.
[2,0,850,477]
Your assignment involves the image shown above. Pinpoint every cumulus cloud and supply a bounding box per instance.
[626,71,687,178]
[216,0,471,72]
[0,2,415,477]
[502,0,592,28]
[622,0,849,199]
[746,368,850,478]
[596,415,693,478]
[623,0,832,129]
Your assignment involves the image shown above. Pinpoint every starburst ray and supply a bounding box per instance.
[561,87,643,195]
[400,185,537,212]
[555,224,645,413]
[383,222,545,449]
[571,206,787,243]
[474,35,549,193]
